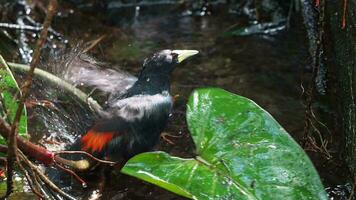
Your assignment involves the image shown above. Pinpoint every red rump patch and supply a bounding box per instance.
[81,129,114,152]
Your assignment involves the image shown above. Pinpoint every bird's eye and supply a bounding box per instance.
[171,53,178,60]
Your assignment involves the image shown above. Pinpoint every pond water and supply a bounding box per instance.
[1,1,352,199]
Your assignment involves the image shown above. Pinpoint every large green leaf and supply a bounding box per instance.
[0,55,28,144]
[122,88,327,200]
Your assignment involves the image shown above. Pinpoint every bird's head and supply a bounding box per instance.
[139,49,199,78]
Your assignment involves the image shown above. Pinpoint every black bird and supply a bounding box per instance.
[65,50,198,161]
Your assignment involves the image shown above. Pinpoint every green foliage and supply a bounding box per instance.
[0,55,28,144]
[122,88,327,200]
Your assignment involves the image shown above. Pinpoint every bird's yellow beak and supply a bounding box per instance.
[172,50,199,63]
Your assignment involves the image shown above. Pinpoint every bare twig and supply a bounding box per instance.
[55,151,116,166]
[54,162,87,188]
[17,150,76,200]
[16,156,44,199]
[83,35,107,53]
[160,132,183,145]
[342,0,348,29]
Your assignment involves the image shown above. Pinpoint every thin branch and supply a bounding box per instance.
[17,150,76,200]
[55,151,116,166]
[4,0,57,197]
[342,0,348,29]
[83,35,107,53]
[16,156,44,199]
[54,162,87,188]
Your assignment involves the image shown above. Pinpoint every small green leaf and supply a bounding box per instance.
[122,88,327,200]
[0,55,28,144]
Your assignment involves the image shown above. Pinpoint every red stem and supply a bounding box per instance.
[0,120,54,165]
[16,136,54,165]
[315,0,320,7]
[342,0,348,29]
[55,163,87,188]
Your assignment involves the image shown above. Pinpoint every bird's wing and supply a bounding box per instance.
[81,118,129,152]
[62,54,137,95]
[81,93,172,152]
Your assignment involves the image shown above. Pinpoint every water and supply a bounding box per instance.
[1,1,352,199]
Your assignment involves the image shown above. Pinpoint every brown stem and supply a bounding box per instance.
[0,119,54,165]
[16,156,44,199]
[55,151,115,166]
[83,34,107,53]
[4,0,57,197]
[17,150,76,200]
[342,0,348,29]
[54,162,87,188]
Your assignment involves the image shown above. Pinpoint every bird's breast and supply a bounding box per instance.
[106,93,173,159]
[112,93,173,122]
